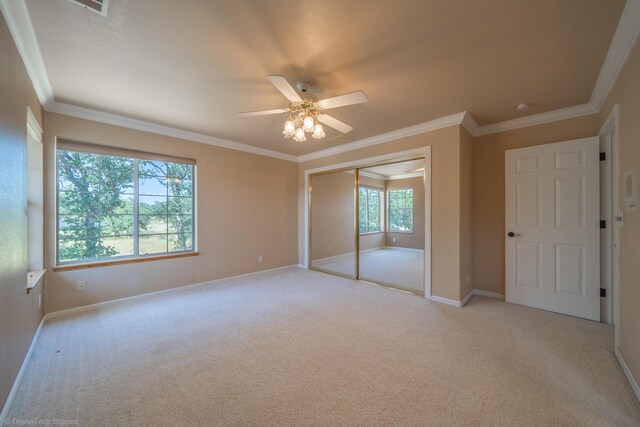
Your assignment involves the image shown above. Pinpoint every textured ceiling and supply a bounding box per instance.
[26,0,625,156]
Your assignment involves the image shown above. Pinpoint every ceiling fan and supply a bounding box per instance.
[237,75,367,142]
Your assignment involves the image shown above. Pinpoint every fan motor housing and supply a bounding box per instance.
[296,81,312,93]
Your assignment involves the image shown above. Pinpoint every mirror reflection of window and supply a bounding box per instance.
[358,160,424,295]
[358,186,383,233]
[388,189,413,232]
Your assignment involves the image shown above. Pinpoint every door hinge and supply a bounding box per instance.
[600,288,607,298]
[600,220,606,229]
[600,152,606,161]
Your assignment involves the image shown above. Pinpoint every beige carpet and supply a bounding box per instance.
[312,247,424,293]
[6,268,640,426]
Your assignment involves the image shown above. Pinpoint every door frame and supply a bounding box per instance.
[304,146,432,299]
[599,105,620,337]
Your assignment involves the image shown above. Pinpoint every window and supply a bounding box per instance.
[56,141,195,265]
[388,189,413,232]
[359,186,382,233]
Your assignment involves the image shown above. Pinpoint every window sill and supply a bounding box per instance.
[27,269,46,293]
[388,231,414,234]
[359,231,384,235]
[53,252,199,272]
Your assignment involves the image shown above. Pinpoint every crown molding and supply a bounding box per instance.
[474,103,599,137]
[460,111,479,136]
[0,0,53,106]
[297,111,468,163]
[590,0,640,110]
[46,101,298,162]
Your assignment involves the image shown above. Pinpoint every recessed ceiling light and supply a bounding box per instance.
[516,103,530,111]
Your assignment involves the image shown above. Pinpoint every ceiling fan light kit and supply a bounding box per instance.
[238,75,366,143]
[282,99,326,142]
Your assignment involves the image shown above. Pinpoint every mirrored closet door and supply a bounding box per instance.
[309,158,426,295]
[309,169,357,278]
[358,159,425,294]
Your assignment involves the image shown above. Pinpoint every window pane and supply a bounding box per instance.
[139,160,168,176]
[58,151,100,193]
[168,233,193,252]
[167,163,192,179]
[59,238,100,262]
[168,178,193,196]
[139,175,167,196]
[139,234,167,255]
[99,156,134,194]
[112,194,134,215]
[139,195,167,215]
[99,214,134,236]
[58,238,119,262]
[168,196,192,214]
[139,214,167,235]
[168,214,193,234]
[59,215,99,238]
[100,236,134,257]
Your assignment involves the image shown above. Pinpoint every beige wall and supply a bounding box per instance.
[43,113,298,312]
[385,176,425,250]
[0,18,45,411]
[471,115,601,295]
[460,127,473,299]
[299,126,466,301]
[599,39,640,389]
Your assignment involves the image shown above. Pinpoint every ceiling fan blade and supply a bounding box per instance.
[267,75,302,103]
[237,108,287,117]
[317,91,367,110]
[318,114,354,134]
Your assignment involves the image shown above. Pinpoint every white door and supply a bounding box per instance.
[505,137,600,321]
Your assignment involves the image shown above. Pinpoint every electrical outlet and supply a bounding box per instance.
[77,280,87,292]
[392,237,397,243]
[258,255,264,263]
[38,293,42,308]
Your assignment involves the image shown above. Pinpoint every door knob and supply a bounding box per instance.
[507,232,522,237]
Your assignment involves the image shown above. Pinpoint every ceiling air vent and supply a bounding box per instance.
[66,0,109,17]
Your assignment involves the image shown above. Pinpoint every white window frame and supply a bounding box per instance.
[387,188,414,233]
[55,141,197,266]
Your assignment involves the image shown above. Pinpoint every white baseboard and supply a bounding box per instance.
[616,348,640,403]
[473,289,505,300]
[431,294,468,308]
[45,264,300,320]
[461,289,474,307]
[0,316,45,425]
[430,288,504,308]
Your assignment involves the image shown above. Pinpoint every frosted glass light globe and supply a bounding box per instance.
[283,119,295,137]
[312,124,325,139]
[303,116,315,132]
[294,127,306,142]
